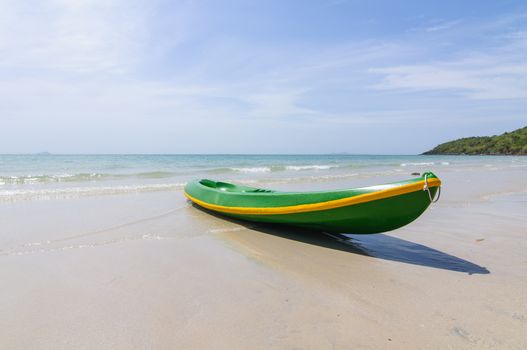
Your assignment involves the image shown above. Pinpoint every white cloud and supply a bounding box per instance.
[0,0,410,130]
[0,0,152,73]
[371,62,527,99]
[425,20,461,32]
[370,32,527,99]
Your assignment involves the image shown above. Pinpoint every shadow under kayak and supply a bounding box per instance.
[184,172,441,234]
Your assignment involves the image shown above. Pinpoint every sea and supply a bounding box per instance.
[1,154,526,202]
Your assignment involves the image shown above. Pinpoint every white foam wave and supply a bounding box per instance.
[235,173,360,186]
[0,173,102,184]
[285,165,338,171]
[228,164,339,173]
[400,162,435,167]
[0,183,185,202]
[230,167,272,173]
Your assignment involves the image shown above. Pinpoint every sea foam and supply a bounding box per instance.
[400,162,435,167]
[285,165,339,171]
[0,183,185,202]
[230,167,272,173]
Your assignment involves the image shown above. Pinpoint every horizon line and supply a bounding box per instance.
[0,152,433,156]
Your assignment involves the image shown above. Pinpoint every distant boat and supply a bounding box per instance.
[36,152,52,155]
[184,172,441,234]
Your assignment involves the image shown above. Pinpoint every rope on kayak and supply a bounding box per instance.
[423,173,441,203]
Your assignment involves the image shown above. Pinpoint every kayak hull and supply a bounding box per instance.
[184,172,441,234]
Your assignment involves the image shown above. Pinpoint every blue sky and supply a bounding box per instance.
[1,0,526,154]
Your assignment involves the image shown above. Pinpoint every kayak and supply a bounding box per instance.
[184,172,441,234]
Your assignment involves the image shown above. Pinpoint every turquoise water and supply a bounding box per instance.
[1,154,525,201]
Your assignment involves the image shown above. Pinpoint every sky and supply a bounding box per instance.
[1,0,526,154]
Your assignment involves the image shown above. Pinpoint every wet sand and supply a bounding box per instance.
[1,168,526,349]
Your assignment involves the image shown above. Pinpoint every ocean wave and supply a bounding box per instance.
[234,168,417,187]
[400,161,450,167]
[0,183,185,202]
[235,172,361,186]
[136,171,178,178]
[304,173,359,181]
[400,162,435,167]
[0,171,183,184]
[285,165,339,171]
[0,173,107,184]
[204,166,272,174]
[230,167,272,173]
[229,165,339,172]
[206,164,340,174]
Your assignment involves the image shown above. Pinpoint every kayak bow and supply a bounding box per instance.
[184,172,441,234]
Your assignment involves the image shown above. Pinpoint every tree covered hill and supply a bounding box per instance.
[423,127,527,155]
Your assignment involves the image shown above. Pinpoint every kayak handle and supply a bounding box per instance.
[423,173,441,203]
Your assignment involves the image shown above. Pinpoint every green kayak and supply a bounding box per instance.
[184,172,441,234]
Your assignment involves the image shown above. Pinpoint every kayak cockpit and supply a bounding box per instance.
[199,179,274,193]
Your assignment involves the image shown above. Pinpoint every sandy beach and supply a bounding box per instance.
[1,160,526,349]
[3,0,527,347]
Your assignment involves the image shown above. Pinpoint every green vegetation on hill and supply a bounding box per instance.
[423,127,527,155]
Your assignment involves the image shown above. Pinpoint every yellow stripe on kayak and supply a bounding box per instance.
[184,178,441,215]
